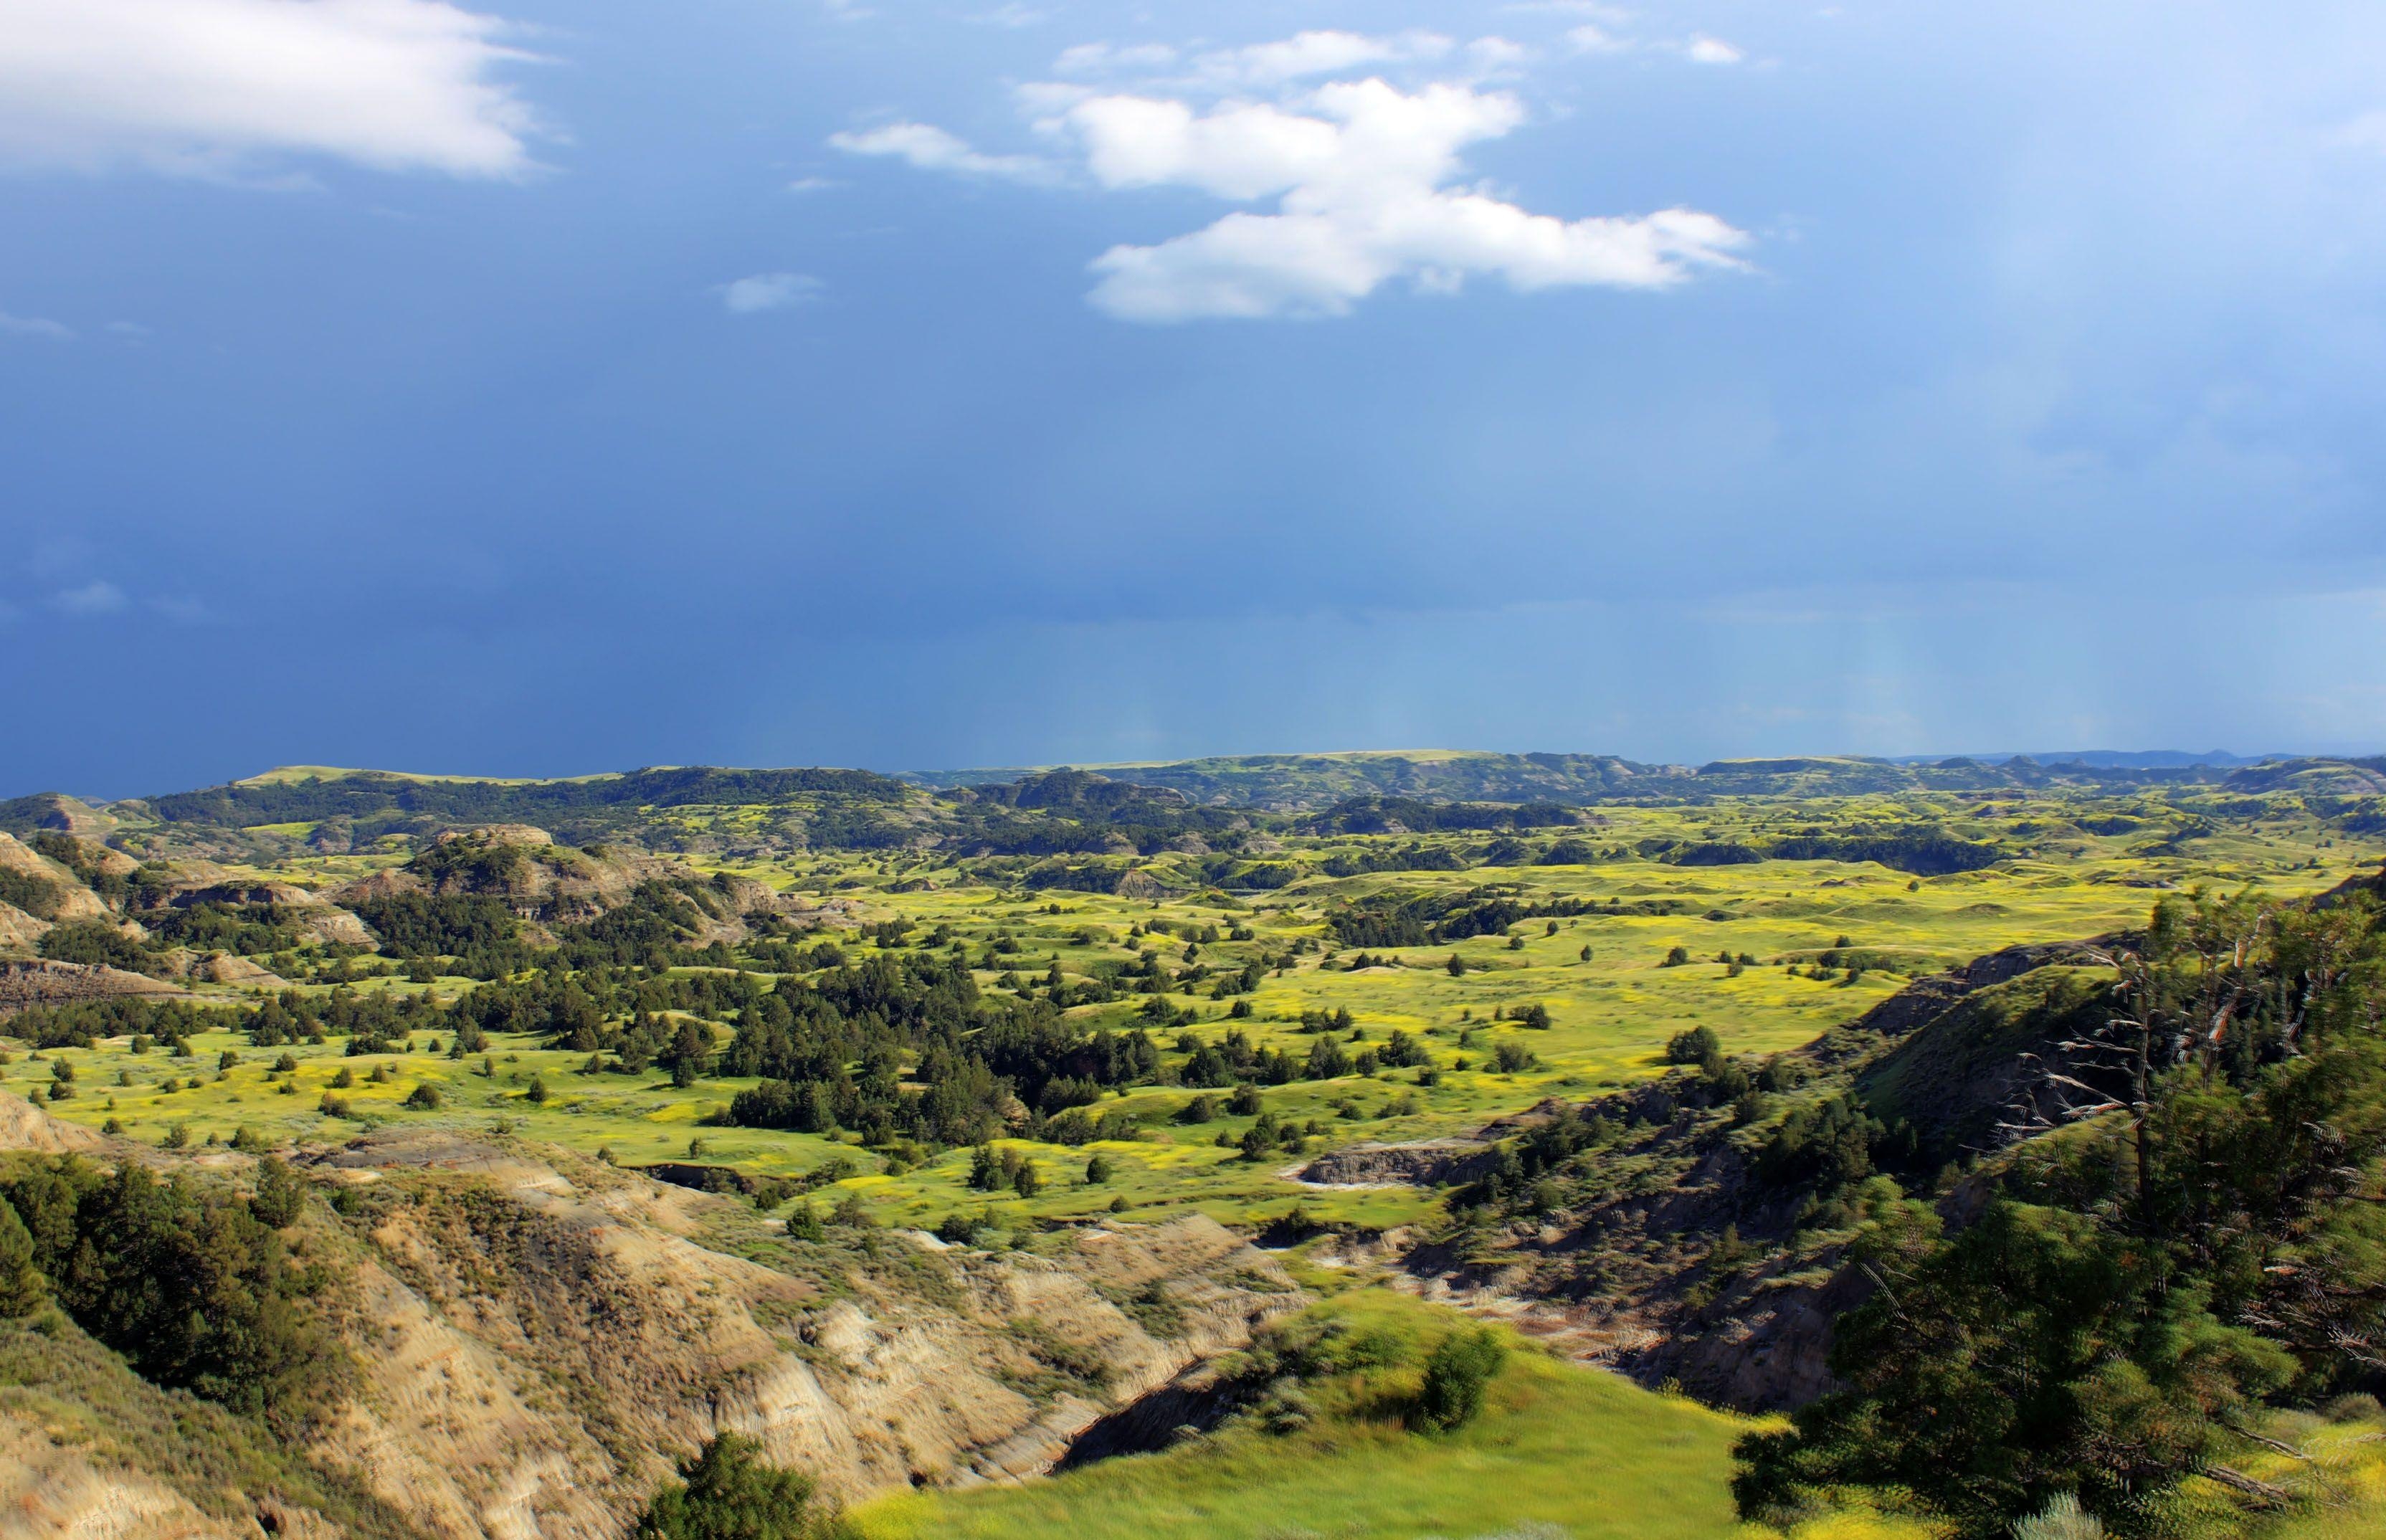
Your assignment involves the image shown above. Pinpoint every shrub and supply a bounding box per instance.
[1665,1026,1723,1065]
[1411,1327,1506,1432]
[2013,1494,2103,1540]
[634,1432,854,1540]
[249,1156,306,1228]
[404,1083,443,1110]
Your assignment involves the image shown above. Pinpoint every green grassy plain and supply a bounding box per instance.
[10,792,2378,1235]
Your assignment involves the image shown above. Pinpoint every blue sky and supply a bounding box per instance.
[5,0,2385,796]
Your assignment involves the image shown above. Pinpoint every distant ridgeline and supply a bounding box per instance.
[900,749,2386,809]
[1,751,2382,873]
[146,766,908,825]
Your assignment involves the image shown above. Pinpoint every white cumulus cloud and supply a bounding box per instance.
[1187,30,1455,90]
[719,272,823,314]
[968,4,1047,27]
[2336,110,2386,154]
[0,310,71,338]
[1065,79,1746,321]
[1569,24,1630,54]
[1685,35,1744,65]
[1050,30,1526,94]
[1053,42,1179,76]
[828,121,1055,184]
[0,0,541,179]
[837,31,1748,323]
[53,581,128,616]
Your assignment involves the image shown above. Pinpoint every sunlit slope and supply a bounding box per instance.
[852,1292,1753,1540]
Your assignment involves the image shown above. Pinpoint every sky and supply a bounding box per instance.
[5,0,2386,797]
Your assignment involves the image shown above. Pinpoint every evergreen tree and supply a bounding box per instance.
[0,1198,42,1316]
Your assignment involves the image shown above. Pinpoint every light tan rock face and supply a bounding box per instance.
[19,793,114,836]
[0,903,48,956]
[0,959,188,1014]
[0,1088,106,1152]
[0,1417,253,1540]
[194,952,284,987]
[0,1114,1300,1540]
[0,832,111,923]
[293,1132,1300,1537]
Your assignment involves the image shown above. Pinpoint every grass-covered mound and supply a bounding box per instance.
[852,1290,1752,1540]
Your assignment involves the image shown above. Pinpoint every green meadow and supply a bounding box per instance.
[9,790,2375,1237]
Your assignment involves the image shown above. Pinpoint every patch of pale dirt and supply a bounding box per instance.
[0,1413,251,1540]
[0,1089,105,1154]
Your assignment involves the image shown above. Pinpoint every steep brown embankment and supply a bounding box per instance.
[0,958,194,1013]
[0,1099,1301,1540]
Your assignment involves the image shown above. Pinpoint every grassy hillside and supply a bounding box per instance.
[853,1291,1754,1540]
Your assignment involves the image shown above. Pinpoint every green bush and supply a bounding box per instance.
[249,1156,305,1229]
[1665,1026,1721,1064]
[634,1433,855,1540]
[1410,1327,1505,1432]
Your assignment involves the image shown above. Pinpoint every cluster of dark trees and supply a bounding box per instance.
[1327,888,1617,949]
[6,996,246,1050]
[1736,888,2386,1536]
[0,1155,328,1418]
[353,874,772,979]
[37,901,315,971]
[716,951,1406,1147]
[1751,1092,1920,1191]
[1293,796,1588,835]
[1647,830,2002,875]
